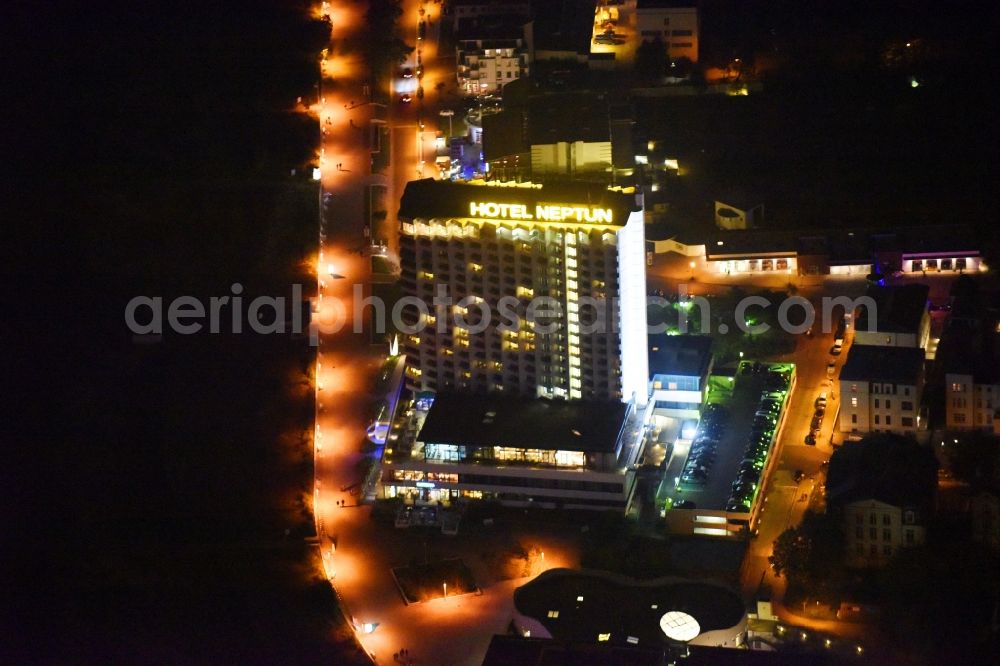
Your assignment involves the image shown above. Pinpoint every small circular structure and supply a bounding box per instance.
[659,611,700,642]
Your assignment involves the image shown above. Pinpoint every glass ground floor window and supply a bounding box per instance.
[384,485,459,503]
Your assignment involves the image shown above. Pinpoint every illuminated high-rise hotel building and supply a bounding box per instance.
[397,179,648,406]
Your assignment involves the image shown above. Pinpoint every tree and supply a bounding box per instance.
[770,511,846,605]
[770,526,811,580]
[634,37,667,84]
[947,431,1000,490]
[878,541,1000,661]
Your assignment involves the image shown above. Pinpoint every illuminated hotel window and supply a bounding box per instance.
[426,472,458,484]
[494,447,558,465]
[555,450,585,467]
[425,443,465,461]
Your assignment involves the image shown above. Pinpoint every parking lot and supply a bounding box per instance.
[665,364,792,513]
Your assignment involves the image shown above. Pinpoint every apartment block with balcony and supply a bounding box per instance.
[839,345,925,436]
[455,17,532,96]
[397,178,648,405]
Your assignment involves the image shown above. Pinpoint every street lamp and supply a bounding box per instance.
[439,109,455,138]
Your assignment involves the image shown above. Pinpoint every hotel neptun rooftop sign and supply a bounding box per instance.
[398,179,640,227]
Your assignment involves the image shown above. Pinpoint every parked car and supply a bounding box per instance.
[831,340,843,355]
[674,500,696,509]
[815,393,828,408]
[400,93,413,103]
[402,67,413,78]
[826,360,837,376]
[804,433,817,446]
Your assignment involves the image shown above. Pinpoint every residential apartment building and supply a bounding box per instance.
[635,0,699,63]
[379,392,642,511]
[397,178,649,405]
[827,434,937,568]
[843,499,927,568]
[941,328,1000,430]
[853,284,931,351]
[456,18,531,96]
[839,345,925,436]
[970,491,1000,553]
[945,371,1000,430]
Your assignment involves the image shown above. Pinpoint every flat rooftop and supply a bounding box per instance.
[531,0,595,56]
[839,345,925,385]
[855,283,929,334]
[417,394,629,453]
[527,92,610,145]
[649,334,713,379]
[397,178,639,226]
[483,635,662,666]
[705,230,798,259]
[662,367,790,511]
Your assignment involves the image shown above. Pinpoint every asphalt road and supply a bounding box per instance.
[312,2,532,664]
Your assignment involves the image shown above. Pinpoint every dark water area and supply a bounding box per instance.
[4,1,354,662]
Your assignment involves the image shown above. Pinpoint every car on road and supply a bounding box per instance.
[402,67,413,78]
[674,500,696,509]
[793,470,805,483]
[826,360,837,376]
[400,93,412,103]
[831,340,843,355]
[815,392,828,408]
[804,433,817,445]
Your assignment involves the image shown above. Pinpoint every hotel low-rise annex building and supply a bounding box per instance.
[648,225,985,278]
[396,179,649,405]
[379,393,642,511]
[648,333,714,421]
